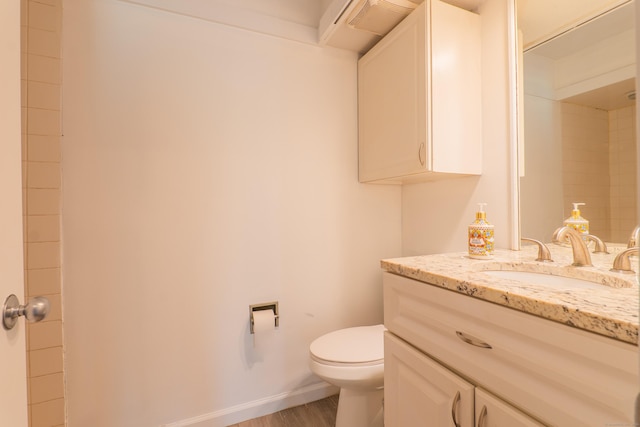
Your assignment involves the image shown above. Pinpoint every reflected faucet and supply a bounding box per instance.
[584,234,608,254]
[521,237,553,262]
[553,227,593,267]
[552,227,607,255]
[611,247,639,274]
[628,226,640,248]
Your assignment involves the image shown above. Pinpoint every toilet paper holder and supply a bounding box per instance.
[249,301,279,334]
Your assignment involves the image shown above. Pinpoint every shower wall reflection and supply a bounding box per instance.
[560,102,636,242]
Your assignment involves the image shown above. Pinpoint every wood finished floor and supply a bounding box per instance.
[227,395,339,427]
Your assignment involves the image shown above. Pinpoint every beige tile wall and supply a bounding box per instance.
[561,102,611,241]
[561,102,638,243]
[20,1,65,426]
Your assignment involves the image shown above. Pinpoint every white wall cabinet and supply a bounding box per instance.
[358,0,482,184]
[383,272,638,426]
[385,333,544,427]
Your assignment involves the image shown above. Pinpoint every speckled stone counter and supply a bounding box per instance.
[381,245,639,345]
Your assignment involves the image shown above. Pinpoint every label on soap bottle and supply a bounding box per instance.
[468,225,494,259]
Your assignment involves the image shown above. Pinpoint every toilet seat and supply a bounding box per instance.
[310,324,385,365]
[308,324,385,427]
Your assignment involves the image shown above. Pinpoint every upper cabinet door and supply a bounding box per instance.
[358,5,427,183]
[358,0,482,184]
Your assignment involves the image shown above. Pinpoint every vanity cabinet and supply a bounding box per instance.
[357,0,481,184]
[383,272,638,426]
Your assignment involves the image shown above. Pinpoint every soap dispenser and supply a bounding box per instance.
[564,202,589,237]
[468,203,494,259]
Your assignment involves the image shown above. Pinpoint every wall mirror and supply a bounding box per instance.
[517,0,636,244]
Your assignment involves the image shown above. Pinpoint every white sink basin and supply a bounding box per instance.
[483,270,609,290]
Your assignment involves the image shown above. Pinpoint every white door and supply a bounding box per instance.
[0,0,29,425]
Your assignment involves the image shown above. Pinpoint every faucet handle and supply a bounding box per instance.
[611,247,639,274]
[521,238,554,262]
[628,226,640,248]
[584,234,609,254]
[551,227,565,244]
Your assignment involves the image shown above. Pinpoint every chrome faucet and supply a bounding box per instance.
[521,237,553,262]
[553,227,593,267]
[611,247,639,274]
[628,226,640,248]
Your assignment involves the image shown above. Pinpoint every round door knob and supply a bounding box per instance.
[23,297,50,322]
[2,294,51,330]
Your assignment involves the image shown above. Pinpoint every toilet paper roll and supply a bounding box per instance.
[253,309,276,350]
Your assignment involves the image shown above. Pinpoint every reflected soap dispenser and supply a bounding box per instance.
[564,202,589,237]
[468,203,495,259]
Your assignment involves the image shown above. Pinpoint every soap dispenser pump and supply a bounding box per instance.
[564,202,589,236]
[468,203,495,259]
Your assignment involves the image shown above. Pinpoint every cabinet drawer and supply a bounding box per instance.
[383,272,637,426]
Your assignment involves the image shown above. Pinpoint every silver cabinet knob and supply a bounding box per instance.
[2,294,50,330]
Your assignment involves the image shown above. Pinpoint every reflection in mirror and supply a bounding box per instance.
[518,0,637,244]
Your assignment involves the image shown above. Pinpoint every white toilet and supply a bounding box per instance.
[309,324,385,427]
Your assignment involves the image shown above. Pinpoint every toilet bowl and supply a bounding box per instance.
[309,324,385,427]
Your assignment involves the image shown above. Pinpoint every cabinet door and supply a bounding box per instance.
[358,3,426,183]
[385,332,474,427]
[357,0,481,183]
[475,388,545,427]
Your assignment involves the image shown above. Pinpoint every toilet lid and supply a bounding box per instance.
[310,324,385,364]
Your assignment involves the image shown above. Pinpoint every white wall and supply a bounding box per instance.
[61,1,401,426]
[401,0,516,255]
[520,53,564,242]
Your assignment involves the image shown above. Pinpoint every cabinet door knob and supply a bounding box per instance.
[456,331,492,349]
[451,390,461,427]
[478,405,488,427]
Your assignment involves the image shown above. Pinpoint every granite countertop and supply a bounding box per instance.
[381,244,639,345]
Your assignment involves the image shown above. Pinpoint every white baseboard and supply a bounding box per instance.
[160,382,339,427]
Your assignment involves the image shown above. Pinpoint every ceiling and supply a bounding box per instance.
[123,0,484,48]
[208,0,330,28]
[563,78,635,110]
[123,0,635,110]
[122,0,333,45]
[519,0,636,111]
[517,0,630,50]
